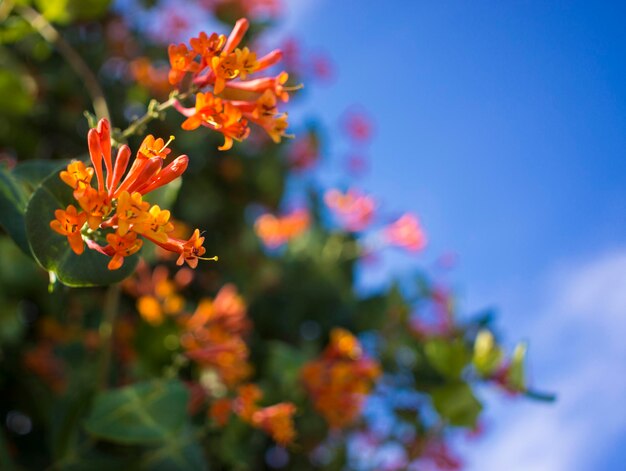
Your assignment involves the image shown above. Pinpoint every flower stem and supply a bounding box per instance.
[97,283,121,389]
[16,5,111,122]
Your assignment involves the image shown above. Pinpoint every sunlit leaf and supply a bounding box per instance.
[424,338,470,379]
[0,166,30,254]
[431,382,482,427]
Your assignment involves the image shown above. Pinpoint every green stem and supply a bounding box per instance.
[97,283,121,389]
[524,388,557,402]
[17,5,111,122]
[120,88,193,139]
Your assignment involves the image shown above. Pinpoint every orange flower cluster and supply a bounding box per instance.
[50,118,214,270]
[174,285,296,445]
[324,188,376,232]
[216,384,297,446]
[384,213,427,252]
[301,328,381,429]
[168,18,297,150]
[254,208,310,248]
[181,284,252,387]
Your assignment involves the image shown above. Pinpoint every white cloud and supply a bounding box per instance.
[463,248,626,471]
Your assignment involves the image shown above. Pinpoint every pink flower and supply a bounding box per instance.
[384,213,427,252]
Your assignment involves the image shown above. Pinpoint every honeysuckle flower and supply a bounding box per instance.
[50,205,88,255]
[232,383,297,445]
[252,403,297,446]
[384,213,427,252]
[59,161,94,199]
[209,398,232,426]
[131,205,175,244]
[76,187,111,231]
[166,18,298,150]
[301,328,380,429]
[104,231,143,270]
[254,209,310,248]
[51,118,213,270]
[324,188,375,232]
[168,43,200,85]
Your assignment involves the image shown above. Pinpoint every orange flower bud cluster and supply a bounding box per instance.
[301,328,381,429]
[254,208,310,248]
[50,118,214,271]
[168,18,297,150]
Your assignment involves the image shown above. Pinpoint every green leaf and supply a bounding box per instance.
[0,166,30,254]
[84,380,189,445]
[431,382,482,427]
[472,329,503,376]
[424,338,470,379]
[142,425,208,471]
[13,159,68,194]
[24,168,139,287]
[143,176,181,210]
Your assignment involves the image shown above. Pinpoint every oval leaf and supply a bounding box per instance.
[25,168,138,287]
[84,380,189,445]
[0,166,30,254]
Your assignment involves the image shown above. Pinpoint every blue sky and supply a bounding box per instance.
[277,1,626,469]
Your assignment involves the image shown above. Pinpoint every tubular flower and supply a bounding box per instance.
[124,263,189,326]
[181,284,251,387]
[251,403,297,446]
[233,384,297,446]
[167,18,300,149]
[384,213,427,252]
[324,188,376,232]
[301,328,381,429]
[254,209,310,248]
[50,205,88,255]
[50,118,214,270]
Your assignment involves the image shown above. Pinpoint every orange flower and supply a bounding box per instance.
[190,31,226,60]
[76,187,111,231]
[131,205,175,244]
[59,161,94,198]
[233,383,263,421]
[254,209,310,248]
[209,398,232,426]
[105,231,143,270]
[177,229,208,268]
[301,328,380,429]
[252,403,297,446]
[50,205,88,255]
[168,43,200,85]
